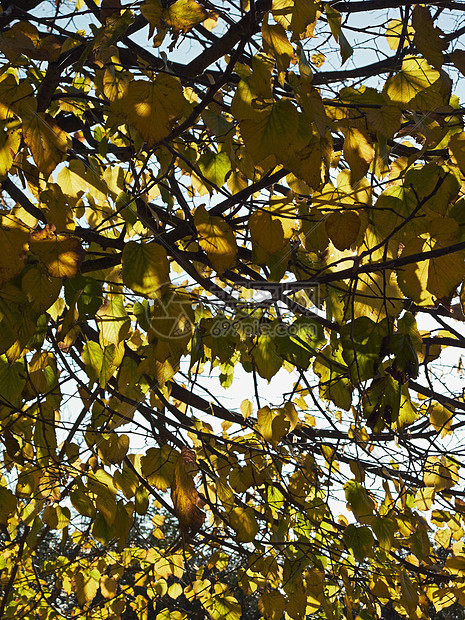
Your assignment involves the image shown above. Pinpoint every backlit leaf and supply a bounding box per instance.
[230,506,259,543]
[29,225,85,278]
[122,241,170,298]
[384,55,446,110]
[343,128,374,184]
[111,76,185,146]
[240,99,298,165]
[140,445,178,491]
[343,524,375,560]
[325,210,360,251]
[23,113,68,178]
[194,204,237,274]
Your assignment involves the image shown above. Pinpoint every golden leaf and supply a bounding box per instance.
[194,204,237,274]
[111,75,185,146]
[343,128,374,184]
[29,225,85,278]
[23,113,68,178]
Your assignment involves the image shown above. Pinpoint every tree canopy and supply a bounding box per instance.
[1,0,465,619]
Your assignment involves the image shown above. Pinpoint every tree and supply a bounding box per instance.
[1,0,465,618]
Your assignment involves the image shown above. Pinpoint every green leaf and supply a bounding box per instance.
[314,345,352,410]
[82,341,104,384]
[197,151,231,188]
[343,524,375,560]
[70,487,96,518]
[340,317,388,383]
[252,333,283,381]
[240,99,299,165]
[140,446,178,491]
[275,316,325,369]
[0,356,25,407]
[344,480,375,524]
[373,516,396,551]
[122,241,170,298]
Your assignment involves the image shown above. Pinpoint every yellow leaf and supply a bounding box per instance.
[414,487,435,511]
[343,128,374,184]
[230,506,259,543]
[56,159,88,198]
[122,241,170,298]
[103,64,132,102]
[23,113,68,178]
[256,405,290,445]
[385,19,413,50]
[0,486,17,524]
[430,403,454,438]
[111,75,185,146]
[435,528,452,549]
[0,226,29,287]
[96,295,130,347]
[0,129,20,177]
[142,0,208,34]
[240,99,299,165]
[424,455,459,491]
[73,570,99,606]
[140,446,178,491]
[272,0,320,41]
[29,225,85,278]
[42,504,70,530]
[325,211,361,251]
[100,575,117,599]
[0,74,37,120]
[22,266,61,314]
[383,56,447,110]
[262,17,294,81]
[194,204,237,274]
[149,291,194,346]
[253,333,283,382]
[344,479,375,524]
[400,570,418,613]
[240,399,253,419]
[351,271,403,322]
[398,229,465,304]
[451,49,465,77]
[98,434,129,465]
[449,131,465,176]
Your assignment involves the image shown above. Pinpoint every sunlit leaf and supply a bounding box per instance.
[29,225,85,278]
[23,113,68,178]
[122,241,170,298]
[194,204,237,274]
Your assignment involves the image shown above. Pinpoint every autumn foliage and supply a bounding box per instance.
[1,0,465,619]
